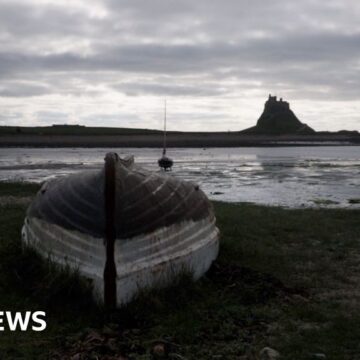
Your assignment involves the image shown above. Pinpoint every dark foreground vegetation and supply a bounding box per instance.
[0,182,360,359]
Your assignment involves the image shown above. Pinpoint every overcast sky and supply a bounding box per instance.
[0,0,359,131]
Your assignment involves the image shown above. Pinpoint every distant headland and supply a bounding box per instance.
[241,94,315,135]
[0,96,359,147]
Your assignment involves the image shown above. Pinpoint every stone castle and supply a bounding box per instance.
[240,94,315,135]
[265,94,290,110]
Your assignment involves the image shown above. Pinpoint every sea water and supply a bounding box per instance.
[0,146,359,208]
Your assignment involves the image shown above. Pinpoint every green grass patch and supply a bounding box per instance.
[311,198,339,206]
[0,184,360,359]
[0,181,41,197]
[0,204,102,359]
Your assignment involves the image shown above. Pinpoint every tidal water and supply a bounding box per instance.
[0,146,359,208]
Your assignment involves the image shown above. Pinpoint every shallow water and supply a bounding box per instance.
[0,146,359,208]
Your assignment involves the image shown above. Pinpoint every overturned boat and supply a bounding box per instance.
[22,153,219,307]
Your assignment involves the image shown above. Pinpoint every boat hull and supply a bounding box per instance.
[22,153,220,306]
[22,215,219,305]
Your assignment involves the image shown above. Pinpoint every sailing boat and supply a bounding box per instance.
[158,100,173,170]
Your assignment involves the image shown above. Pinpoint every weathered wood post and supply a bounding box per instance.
[104,153,117,309]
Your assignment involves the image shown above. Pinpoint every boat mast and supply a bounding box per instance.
[162,99,167,156]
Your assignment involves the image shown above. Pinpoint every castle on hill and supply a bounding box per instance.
[240,94,315,135]
[265,94,289,110]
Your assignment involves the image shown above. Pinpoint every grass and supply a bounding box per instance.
[0,125,164,136]
[0,183,360,359]
[0,181,41,197]
[0,204,101,359]
[311,198,339,206]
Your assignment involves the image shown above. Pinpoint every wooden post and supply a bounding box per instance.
[104,153,117,309]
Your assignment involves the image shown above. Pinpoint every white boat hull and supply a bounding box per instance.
[22,215,219,305]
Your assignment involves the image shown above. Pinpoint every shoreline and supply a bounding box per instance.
[1,133,359,147]
[1,181,359,209]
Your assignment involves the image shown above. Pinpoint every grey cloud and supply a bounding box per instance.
[0,0,359,129]
[36,111,70,123]
[0,112,23,125]
[0,82,51,97]
[82,113,141,125]
[1,31,359,74]
[112,83,227,97]
[0,31,358,101]
[0,2,102,38]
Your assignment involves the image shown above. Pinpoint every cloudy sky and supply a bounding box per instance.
[0,0,359,132]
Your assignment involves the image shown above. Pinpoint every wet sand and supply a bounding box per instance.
[1,146,359,207]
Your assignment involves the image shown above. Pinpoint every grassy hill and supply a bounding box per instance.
[0,125,165,136]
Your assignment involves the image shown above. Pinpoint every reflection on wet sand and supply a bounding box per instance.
[0,146,359,208]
